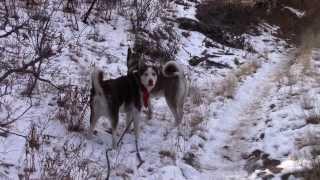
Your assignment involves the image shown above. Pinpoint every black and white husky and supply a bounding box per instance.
[127,48,188,125]
[90,65,158,148]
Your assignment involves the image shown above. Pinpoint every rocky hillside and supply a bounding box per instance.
[1,0,320,179]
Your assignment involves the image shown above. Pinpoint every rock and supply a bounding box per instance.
[183,152,201,170]
[181,31,191,38]
[189,56,204,66]
[176,17,201,32]
[269,104,276,109]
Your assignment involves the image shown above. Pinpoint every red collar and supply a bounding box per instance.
[141,85,149,108]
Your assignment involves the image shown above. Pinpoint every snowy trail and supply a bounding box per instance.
[200,51,294,179]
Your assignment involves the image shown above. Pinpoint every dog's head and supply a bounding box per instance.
[138,64,158,92]
[127,47,159,91]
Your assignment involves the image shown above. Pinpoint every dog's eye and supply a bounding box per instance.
[152,73,156,76]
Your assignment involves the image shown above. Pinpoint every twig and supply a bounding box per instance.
[116,118,134,147]
[0,101,33,127]
[135,138,144,168]
[116,118,144,168]
[0,52,52,83]
[181,46,192,58]
[0,22,27,38]
[82,0,98,24]
[105,148,112,180]
[0,127,27,138]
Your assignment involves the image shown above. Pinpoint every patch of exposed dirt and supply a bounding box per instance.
[281,161,320,180]
[244,149,282,178]
[193,0,320,47]
[176,16,250,49]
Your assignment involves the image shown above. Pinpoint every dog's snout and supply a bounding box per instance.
[148,79,154,86]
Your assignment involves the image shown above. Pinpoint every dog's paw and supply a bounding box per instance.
[85,130,96,139]
[174,120,182,127]
[112,141,118,149]
[147,112,153,120]
[96,138,104,145]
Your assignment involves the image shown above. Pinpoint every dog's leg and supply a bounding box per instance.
[132,107,144,165]
[165,96,181,125]
[110,108,119,149]
[147,99,153,120]
[132,107,141,144]
[171,80,187,125]
[90,97,103,133]
[177,102,184,124]
[125,105,133,129]
[89,109,97,132]
[176,88,187,125]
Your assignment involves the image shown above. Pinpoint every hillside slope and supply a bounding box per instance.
[1,0,320,179]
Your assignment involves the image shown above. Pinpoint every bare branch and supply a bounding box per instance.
[0,99,33,127]
[105,149,112,180]
[82,0,98,24]
[0,127,27,138]
[0,22,26,38]
[0,49,54,83]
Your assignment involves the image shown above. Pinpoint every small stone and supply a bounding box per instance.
[269,104,276,109]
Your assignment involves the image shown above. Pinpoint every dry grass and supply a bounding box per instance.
[306,114,320,125]
[214,73,238,98]
[214,57,262,98]
[275,48,312,90]
[300,94,314,110]
[38,138,105,179]
[303,159,320,180]
[293,127,320,179]
[55,86,89,132]
[296,48,313,76]
[235,59,261,78]
[305,106,320,125]
[189,84,203,105]
[190,113,205,128]
[282,159,320,180]
[159,150,176,161]
[295,130,320,150]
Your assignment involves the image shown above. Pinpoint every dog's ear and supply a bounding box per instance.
[152,66,160,75]
[127,47,132,69]
[127,47,138,74]
[155,63,162,75]
[137,53,144,72]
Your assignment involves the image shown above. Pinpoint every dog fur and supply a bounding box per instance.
[90,65,158,148]
[127,48,188,125]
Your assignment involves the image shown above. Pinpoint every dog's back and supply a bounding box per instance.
[90,69,109,130]
[90,65,158,148]
[91,69,104,97]
[100,74,141,110]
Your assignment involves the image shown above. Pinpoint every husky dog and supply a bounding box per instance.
[127,48,188,125]
[90,65,158,148]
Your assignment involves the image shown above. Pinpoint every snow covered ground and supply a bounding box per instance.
[1,0,320,179]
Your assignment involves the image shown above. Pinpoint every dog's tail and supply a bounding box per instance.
[162,61,183,78]
[91,68,104,96]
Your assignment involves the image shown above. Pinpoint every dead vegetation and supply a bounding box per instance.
[282,153,320,180]
[40,139,105,179]
[55,86,89,132]
[195,0,320,48]
[305,108,320,125]
[235,59,261,77]
[215,58,261,98]
[0,0,66,122]
[189,84,203,106]
[214,73,238,98]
